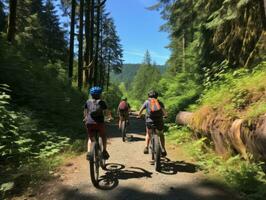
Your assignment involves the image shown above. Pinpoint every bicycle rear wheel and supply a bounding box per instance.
[89,142,100,187]
[154,134,161,172]
[121,120,126,142]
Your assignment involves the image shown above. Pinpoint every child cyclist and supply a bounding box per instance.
[84,86,109,160]
[138,90,167,157]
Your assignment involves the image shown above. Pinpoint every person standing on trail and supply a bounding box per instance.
[138,90,167,156]
[83,86,109,160]
[117,96,131,129]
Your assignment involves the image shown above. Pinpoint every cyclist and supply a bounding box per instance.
[138,90,167,157]
[84,86,109,160]
[117,96,131,130]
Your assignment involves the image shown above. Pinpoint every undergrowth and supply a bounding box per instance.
[166,126,266,200]
[198,62,266,120]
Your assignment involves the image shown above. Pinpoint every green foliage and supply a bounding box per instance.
[198,62,266,119]
[102,84,123,113]
[167,126,266,200]
[131,63,161,103]
[158,73,201,121]
[0,36,86,137]
[0,84,72,197]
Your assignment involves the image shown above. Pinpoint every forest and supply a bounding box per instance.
[0,0,266,199]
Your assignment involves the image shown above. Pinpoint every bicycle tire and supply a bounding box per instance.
[99,137,106,169]
[154,134,161,172]
[151,132,155,160]
[121,120,126,142]
[89,142,100,187]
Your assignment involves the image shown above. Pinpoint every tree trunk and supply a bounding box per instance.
[84,0,91,87]
[94,0,101,85]
[99,9,104,88]
[7,0,18,43]
[176,111,266,161]
[88,0,95,86]
[78,0,84,90]
[68,0,76,85]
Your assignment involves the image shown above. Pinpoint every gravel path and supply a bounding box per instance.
[15,117,239,200]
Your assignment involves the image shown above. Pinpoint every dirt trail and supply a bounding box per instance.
[14,117,239,200]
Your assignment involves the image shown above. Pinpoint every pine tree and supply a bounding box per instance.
[42,0,67,62]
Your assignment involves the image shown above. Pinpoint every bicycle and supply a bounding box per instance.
[88,129,106,187]
[150,124,163,172]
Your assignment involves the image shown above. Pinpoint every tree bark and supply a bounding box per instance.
[88,0,95,86]
[7,0,18,43]
[94,0,101,85]
[78,0,84,90]
[68,0,76,85]
[176,111,266,161]
[84,0,91,87]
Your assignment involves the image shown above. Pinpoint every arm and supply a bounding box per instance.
[138,103,146,118]
[83,108,88,122]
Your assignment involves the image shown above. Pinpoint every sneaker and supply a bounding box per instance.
[161,150,167,157]
[102,150,110,160]
[143,147,148,154]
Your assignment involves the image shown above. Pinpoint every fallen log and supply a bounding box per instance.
[176,111,266,160]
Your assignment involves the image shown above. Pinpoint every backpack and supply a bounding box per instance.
[119,101,128,111]
[148,98,163,119]
[87,99,103,122]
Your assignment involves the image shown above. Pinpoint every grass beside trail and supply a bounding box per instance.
[166,125,266,200]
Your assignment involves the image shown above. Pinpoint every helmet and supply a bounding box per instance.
[148,90,158,98]
[89,86,102,95]
[121,96,127,100]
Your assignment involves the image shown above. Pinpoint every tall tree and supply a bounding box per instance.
[0,1,6,32]
[7,0,17,42]
[42,0,67,62]
[68,0,76,84]
[78,0,84,90]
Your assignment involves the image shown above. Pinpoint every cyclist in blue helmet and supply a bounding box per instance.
[84,86,109,160]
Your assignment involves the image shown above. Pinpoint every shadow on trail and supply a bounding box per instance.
[96,163,152,190]
[160,157,198,175]
[60,179,239,200]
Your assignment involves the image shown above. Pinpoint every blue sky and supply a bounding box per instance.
[105,0,170,65]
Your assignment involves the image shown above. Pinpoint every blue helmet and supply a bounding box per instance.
[89,86,102,95]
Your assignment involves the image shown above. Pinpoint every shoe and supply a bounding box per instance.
[143,147,148,154]
[161,150,167,157]
[102,150,110,160]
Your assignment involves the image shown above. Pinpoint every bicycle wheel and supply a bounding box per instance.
[99,137,106,169]
[151,134,155,160]
[89,142,100,187]
[121,120,126,142]
[154,134,161,172]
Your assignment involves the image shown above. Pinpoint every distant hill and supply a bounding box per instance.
[111,63,166,88]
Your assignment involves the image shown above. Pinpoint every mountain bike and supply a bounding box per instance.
[150,124,163,172]
[88,129,106,187]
